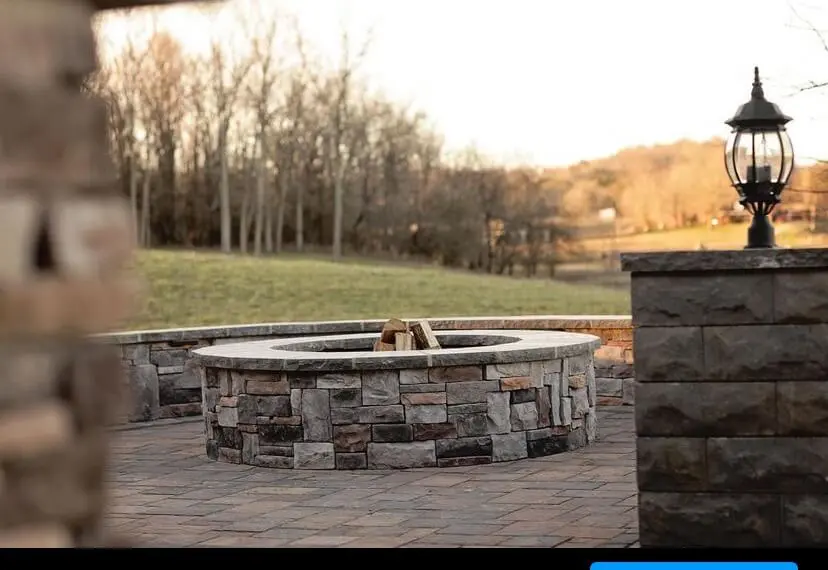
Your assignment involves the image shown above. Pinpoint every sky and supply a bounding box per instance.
[99,0,828,167]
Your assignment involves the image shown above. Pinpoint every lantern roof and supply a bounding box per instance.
[725,67,792,129]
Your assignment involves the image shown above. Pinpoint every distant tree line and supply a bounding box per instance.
[88,4,828,276]
[87,5,564,276]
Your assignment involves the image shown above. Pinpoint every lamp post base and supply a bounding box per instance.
[745,213,776,249]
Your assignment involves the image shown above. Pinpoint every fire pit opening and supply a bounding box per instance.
[193,329,601,470]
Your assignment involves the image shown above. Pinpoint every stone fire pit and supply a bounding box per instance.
[193,329,601,470]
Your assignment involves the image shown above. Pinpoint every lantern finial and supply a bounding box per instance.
[751,67,765,100]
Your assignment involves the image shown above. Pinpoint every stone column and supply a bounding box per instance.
[0,0,137,547]
[622,248,828,548]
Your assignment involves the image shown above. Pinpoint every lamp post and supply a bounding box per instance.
[724,67,794,249]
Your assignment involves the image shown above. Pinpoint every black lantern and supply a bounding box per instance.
[724,67,794,249]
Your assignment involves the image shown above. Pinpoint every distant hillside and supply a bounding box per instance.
[536,138,823,234]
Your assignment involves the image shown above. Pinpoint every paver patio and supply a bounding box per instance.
[105,407,638,548]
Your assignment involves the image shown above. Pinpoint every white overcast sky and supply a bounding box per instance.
[100,0,828,167]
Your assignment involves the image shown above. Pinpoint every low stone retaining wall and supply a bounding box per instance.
[101,316,632,423]
[193,330,601,469]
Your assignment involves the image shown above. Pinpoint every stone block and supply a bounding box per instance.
[535,387,551,428]
[255,455,293,468]
[560,396,572,426]
[707,437,828,493]
[584,410,597,442]
[401,383,446,393]
[631,273,773,326]
[287,373,316,389]
[127,364,159,422]
[596,377,622,398]
[362,370,400,405]
[452,412,488,437]
[150,348,189,368]
[637,437,706,491]
[549,374,562,426]
[499,376,535,391]
[333,424,371,452]
[635,382,776,437]
[782,495,828,546]
[413,422,457,440]
[301,389,332,441]
[218,448,241,464]
[438,456,492,467]
[526,429,585,457]
[447,403,487,414]
[491,432,528,462]
[367,442,436,468]
[401,392,446,405]
[332,405,405,424]
[259,424,303,445]
[122,343,149,363]
[399,369,428,384]
[290,389,302,414]
[568,374,586,389]
[429,366,482,383]
[570,387,589,419]
[260,445,294,457]
[206,440,218,460]
[239,395,290,421]
[774,272,828,324]
[294,442,335,469]
[445,381,499,404]
[510,402,538,431]
[586,367,596,406]
[564,355,590,376]
[204,368,221,389]
[777,381,828,435]
[406,404,447,424]
[242,433,259,464]
[622,378,635,405]
[245,375,290,395]
[485,363,530,379]
[330,388,361,408]
[435,436,492,458]
[634,327,704,381]
[638,492,780,547]
[336,452,368,469]
[217,405,238,428]
[704,324,828,380]
[317,372,361,389]
[219,370,232,396]
[372,424,413,442]
[486,393,511,435]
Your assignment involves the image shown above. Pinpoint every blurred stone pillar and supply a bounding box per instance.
[0,0,138,548]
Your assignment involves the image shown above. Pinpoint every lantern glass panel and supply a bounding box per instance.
[725,131,739,185]
[732,131,754,185]
[779,128,794,184]
[751,129,783,184]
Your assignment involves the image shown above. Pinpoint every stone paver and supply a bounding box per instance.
[106,407,638,548]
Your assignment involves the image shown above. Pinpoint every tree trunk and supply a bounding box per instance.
[253,137,266,256]
[218,126,232,253]
[140,170,151,247]
[275,161,289,254]
[295,172,304,252]
[128,150,139,242]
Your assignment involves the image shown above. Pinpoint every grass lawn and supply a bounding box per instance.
[124,249,631,331]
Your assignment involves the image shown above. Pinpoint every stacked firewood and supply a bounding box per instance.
[372,319,442,351]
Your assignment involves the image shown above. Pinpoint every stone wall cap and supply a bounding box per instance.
[621,248,828,273]
[192,329,602,372]
[96,316,631,345]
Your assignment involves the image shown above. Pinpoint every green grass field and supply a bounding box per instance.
[125,250,631,331]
